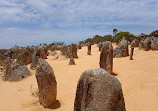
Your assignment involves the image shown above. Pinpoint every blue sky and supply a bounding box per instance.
[0,0,158,48]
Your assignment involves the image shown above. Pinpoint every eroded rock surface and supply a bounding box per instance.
[74,68,126,111]
[35,58,57,108]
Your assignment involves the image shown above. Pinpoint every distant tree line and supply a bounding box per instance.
[78,30,158,44]
[46,30,158,48]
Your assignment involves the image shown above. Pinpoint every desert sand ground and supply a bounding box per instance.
[0,44,158,111]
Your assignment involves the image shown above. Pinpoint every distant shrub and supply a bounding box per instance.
[79,41,84,45]
[102,35,113,42]
[150,30,158,37]
[84,38,94,44]
[48,41,65,50]
[92,35,102,44]
[48,43,55,50]
[113,32,136,43]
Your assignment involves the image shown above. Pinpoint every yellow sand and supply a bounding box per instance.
[0,44,158,111]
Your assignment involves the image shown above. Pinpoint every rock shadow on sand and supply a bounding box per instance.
[111,72,118,76]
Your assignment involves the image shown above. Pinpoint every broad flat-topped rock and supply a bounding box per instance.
[74,68,126,111]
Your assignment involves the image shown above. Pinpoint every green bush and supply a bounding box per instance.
[113,32,136,43]
[137,33,148,41]
[79,41,84,45]
[84,38,94,44]
[92,35,102,44]
[48,42,65,50]
[48,42,55,50]
[102,35,113,42]
[150,30,158,37]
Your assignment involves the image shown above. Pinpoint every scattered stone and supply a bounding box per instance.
[113,37,129,58]
[99,41,113,74]
[69,57,75,65]
[138,36,158,51]
[38,45,48,60]
[87,42,91,55]
[51,45,63,51]
[30,46,48,70]
[74,68,126,111]
[139,38,151,51]
[138,39,145,50]
[10,47,21,59]
[60,45,72,58]
[131,39,139,47]
[71,43,78,58]
[150,37,158,50]
[3,57,31,81]
[35,58,57,108]
[17,50,32,65]
[2,57,11,81]
[30,51,40,70]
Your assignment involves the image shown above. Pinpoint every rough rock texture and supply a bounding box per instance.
[0,49,7,64]
[113,38,129,58]
[131,39,139,47]
[99,41,113,74]
[71,43,78,58]
[139,38,151,51]
[35,58,57,108]
[87,42,91,55]
[98,42,103,51]
[2,57,12,81]
[69,57,75,65]
[138,39,145,50]
[37,46,48,60]
[10,47,21,59]
[0,66,4,76]
[129,47,134,60]
[74,68,126,111]
[30,46,48,70]
[138,36,158,51]
[2,47,21,59]
[150,37,158,50]
[51,45,63,51]
[30,51,40,70]
[17,50,32,65]
[60,45,72,58]
[3,57,31,81]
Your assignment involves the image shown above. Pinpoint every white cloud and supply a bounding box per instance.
[1,0,158,25]
[0,0,158,48]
